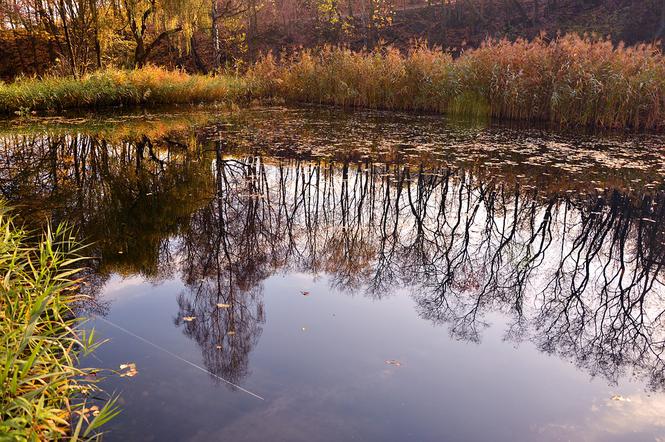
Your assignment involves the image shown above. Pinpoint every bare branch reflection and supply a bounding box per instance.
[1,128,664,390]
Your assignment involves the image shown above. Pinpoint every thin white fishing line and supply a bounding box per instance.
[95,316,265,401]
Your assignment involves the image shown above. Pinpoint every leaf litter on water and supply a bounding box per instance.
[119,362,138,377]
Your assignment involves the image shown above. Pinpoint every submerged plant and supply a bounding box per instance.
[0,206,118,440]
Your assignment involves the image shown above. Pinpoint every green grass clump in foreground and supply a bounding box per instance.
[248,34,665,130]
[0,205,117,440]
[0,67,247,114]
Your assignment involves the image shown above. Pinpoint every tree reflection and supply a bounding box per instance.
[1,128,665,390]
[0,130,214,279]
[175,148,268,385]
[174,153,665,389]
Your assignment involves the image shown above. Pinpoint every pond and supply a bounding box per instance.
[2,106,665,441]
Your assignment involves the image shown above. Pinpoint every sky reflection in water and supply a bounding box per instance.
[1,107,665,441]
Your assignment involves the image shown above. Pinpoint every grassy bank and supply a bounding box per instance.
[249,35,665,130]
[0,67,247,114]
[0,206,116,440]
[1,34,664,130]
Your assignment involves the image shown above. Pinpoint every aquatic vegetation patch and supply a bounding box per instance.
[248,34,665,130]
[0,205,117,439]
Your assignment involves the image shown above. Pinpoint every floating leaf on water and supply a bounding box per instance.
[183,316,196,322]
[216,345,223,350]
[78,405,101,417]
[119,362,138,377]
[384,359,402,367]
[228,331,236,336]
[610,394,631,402]
[641,218,656,223]
[216,303,231,308]
[301,291,310,296]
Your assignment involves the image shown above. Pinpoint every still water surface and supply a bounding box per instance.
[2,107,665,441]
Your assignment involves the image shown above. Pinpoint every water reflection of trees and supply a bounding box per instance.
[178,151,665,389]
[0,132,214,278]
[176,154,269,385]
[2,131,665,390]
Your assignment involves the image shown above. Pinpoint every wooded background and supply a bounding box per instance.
[1,0,664,80]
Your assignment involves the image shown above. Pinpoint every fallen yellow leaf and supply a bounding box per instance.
[119,362,139,377]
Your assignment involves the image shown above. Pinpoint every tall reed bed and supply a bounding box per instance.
[0,67,247,114]
[1,34,663,129]
[248,35,665,129]
[0,206,117,440]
